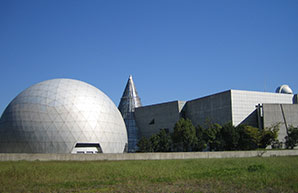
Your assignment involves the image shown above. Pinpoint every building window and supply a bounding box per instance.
[149,119,155,125]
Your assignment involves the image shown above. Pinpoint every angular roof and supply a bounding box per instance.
[118,75,142,114]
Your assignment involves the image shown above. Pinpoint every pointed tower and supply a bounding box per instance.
[118,75,142,152]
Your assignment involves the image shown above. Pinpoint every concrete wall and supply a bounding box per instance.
[263,104,298,143]
[184,90,232,127]
[134,90,296,144]
[231,90,293,126]
[0,150,297,161]
[134,101,185,138]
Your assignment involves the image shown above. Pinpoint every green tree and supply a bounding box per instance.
[156,129,172,152]
[258,124,279,148]
[149,134,160,152]
[172,118,198,152]
[203,123,222,151]
[220,122,239,150]
[237,125,259,150]
[149,129,173,152]
[285,126,298,149]
[194,124,207,151]
[137,137,152,152]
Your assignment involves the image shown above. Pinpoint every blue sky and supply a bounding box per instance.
[0,0,298,114]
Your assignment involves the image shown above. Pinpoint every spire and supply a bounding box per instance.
[118,75,142,152]
[119,75,142,111]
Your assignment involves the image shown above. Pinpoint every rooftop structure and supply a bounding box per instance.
[276,85,293,94]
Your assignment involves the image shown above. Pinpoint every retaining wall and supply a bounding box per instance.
[0,150,298,161]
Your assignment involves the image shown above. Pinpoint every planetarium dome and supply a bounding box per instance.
[0,79,127,153]
[275,85,293,94]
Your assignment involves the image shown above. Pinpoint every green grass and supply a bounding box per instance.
[0,156,298,192]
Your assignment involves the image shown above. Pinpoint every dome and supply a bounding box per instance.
[0,79,127,153]
[275,85,293,94]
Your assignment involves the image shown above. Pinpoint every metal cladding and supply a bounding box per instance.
[118,75,142,152]
[0,79,128,153]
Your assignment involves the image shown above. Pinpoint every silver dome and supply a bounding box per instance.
[0,79,127,153]
[275,85,293,94]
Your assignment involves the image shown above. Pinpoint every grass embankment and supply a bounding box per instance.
[0,156,297,192]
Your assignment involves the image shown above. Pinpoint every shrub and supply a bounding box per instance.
[137,137,153,152]
[258,124,279,148]
[285,126,298,149]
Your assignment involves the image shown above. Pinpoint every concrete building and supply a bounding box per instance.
[135,101,185,138]
[134,87,298,145]
[184,90,232,127]
[262,104,298,142]
[185,90,294,127]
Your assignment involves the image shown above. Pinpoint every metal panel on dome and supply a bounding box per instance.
[0,79,128,154]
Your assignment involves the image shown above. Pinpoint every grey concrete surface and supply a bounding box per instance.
[263,104,298,143]
[0,150,297,161]
[135,90,296,144]
[134,101,185,138]
[231,90,293,126]
[185,90,232,127]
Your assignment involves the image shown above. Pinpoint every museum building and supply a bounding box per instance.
[133,85,298,146]
[0,76,297,154]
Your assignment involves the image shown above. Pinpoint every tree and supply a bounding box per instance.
[137,137,152,152]
[155,129,172,152]
[196,122,239,151]
[220,122,239,150]
[148,129,173,152]
[237,125,259,150]
[258,124,279,148]
[172,118,198,152]
[137,129,172,152]
[285,126,298,149]
[203,123,222,151]
[194,125,207,151]
[149,134,160,152]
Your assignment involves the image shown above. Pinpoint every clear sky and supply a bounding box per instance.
[0,0,298,114]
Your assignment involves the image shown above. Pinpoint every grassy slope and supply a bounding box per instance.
[0,156,297,192]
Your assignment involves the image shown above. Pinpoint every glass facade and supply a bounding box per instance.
[118,75,142,152]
